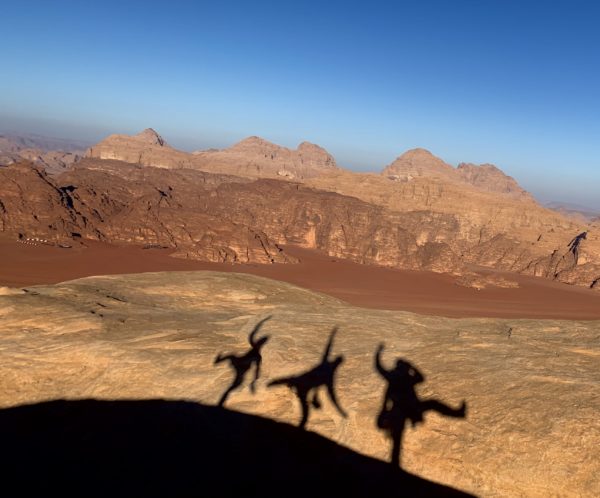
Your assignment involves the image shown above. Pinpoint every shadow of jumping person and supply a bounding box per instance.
[268,327,347,429]
[375,344,467,468]
[214,316,272,406]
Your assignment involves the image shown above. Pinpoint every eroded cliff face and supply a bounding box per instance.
[307,169,600,289]
[63,160,466,273]
[1,158,599,289]
[0,162,292,264]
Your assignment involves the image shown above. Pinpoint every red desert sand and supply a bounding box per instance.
[1,236,599,320]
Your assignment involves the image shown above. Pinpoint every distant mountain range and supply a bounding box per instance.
[1,127,598,291]
[0,132,90,174]
[545,201,600,222]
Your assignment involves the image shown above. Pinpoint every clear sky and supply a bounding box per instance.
[2,0,599,209]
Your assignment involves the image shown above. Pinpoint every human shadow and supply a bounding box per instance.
[0,399,476,497]
[214,315,271,406]
[375,344,467,467]
[268,327,347,429]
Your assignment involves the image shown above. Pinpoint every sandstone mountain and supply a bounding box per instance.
[0,271,598,496]
[1,158,599,290]
[87,129,339,180]
[382,148,532,199]
[307,168,600,290]
[86,128,196,169]
[382,148,456,181]
[193,136,338,179]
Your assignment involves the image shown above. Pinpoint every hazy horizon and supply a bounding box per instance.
[2,0,599,209]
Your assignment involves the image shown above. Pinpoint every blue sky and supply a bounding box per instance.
[1,0,599,209]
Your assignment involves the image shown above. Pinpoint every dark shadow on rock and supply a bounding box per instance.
[214,315,271,406]
[268,326,347,428]
[0,399,476,498]
[375,344,467,468]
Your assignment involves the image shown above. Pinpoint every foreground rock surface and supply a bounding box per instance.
[0,272,598,497]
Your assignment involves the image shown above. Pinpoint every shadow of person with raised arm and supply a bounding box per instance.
[375,343,467,468]
[214,316,272,406]
[268,327,347,429]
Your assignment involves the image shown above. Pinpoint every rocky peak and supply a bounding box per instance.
[382,148,454,179]
[296,142,337,168]
[135,128,166,147]
[229,136,279,152]
[456,162,531,198]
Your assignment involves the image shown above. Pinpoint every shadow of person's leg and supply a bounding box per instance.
[218,374,244,407]
[421,399,466,418]
[390,423,405,468]
[298,390,310,429]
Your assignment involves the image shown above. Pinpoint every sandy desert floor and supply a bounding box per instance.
[1,235,599,319]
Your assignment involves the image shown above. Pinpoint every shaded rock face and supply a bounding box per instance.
[0,161,292,264]
[1,159,599,287]
[0,271,598,496]
[308,167,600,289]
[87,129,339,180]
[0,163,82,236]
[136,127,165,146]
[382,149,532,200]
[464,231,600,291]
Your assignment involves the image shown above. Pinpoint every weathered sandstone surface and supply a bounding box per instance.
[87,129,339,179]
[0,272,598,497]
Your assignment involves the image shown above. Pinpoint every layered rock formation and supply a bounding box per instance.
[0,271,598,496]
[1,157,599,288]
[0,159,464,272]
[0,161,292,264]
[308,169,600,290]
[87,129,339,179]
